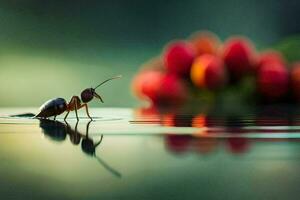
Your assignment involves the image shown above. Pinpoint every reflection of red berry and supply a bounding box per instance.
[191,54,226,90]
[194,138,218,154]
[257,62,289,100]
[291,62,300,101]
[222,37,255,80]
[165,135,191,154]
[191,114,207,128]
[134,106,161,123]
[162,114,194,127]
[227,138,249,154]
[190,31,220,56]
[164,41,196,77]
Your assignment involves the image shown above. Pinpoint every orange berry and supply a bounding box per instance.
[190,31,220,56]
[191,54,226,90]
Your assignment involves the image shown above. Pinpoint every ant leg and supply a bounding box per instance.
[75,120,79,133]
[86,120,93,137]
[64,111,70,121]
[74,98,79,121]
[83,104,93,121]
[64,96,81,121]
[64,120,70,129]
[64,96,75,121]
[74,106,79,121]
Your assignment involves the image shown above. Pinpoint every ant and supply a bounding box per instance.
[39,119,121,177]
[35,75,121,121]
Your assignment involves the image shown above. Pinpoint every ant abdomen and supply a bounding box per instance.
[39,119,67,141]
[36,98,67,118]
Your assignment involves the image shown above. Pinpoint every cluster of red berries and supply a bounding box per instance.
[132,31,300,106]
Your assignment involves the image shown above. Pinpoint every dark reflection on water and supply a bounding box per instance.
[164,135,300,155]
[132,106,300,132]
[133,106,300,156]
[2,108,300,199]
[39,119,121,178]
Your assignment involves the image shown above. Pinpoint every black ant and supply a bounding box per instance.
[39,119,121,177]
[35,75,121,121]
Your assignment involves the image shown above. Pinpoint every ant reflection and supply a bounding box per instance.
[39,119,121,178]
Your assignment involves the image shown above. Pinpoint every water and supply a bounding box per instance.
[0,107,300,200]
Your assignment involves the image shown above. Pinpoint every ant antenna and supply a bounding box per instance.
[94,135,104,147]
[94,75,122,90]
[95,155,122,178]
[92,134,122,178]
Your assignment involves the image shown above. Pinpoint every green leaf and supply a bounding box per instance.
[274,35,300,63]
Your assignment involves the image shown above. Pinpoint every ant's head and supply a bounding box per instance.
[81,135,103,156]
[81,138,96,156]
[80,75,122,103]
[81,88,102,103]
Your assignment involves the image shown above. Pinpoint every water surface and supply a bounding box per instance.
[0,108,300,200]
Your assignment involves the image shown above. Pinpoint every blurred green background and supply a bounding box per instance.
[0,0,299,107]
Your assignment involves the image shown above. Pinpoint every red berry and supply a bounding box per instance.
[290,62,300,101]
[164,41,196,77]
[222,37,255,80]
[132,71,188,106]
[131,70,164,102]
[256,50,285,72]
[257,62,289,100]
[191,54,226,90]
[155,74,188,106]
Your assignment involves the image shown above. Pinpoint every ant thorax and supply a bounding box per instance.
[67,96,82,111]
